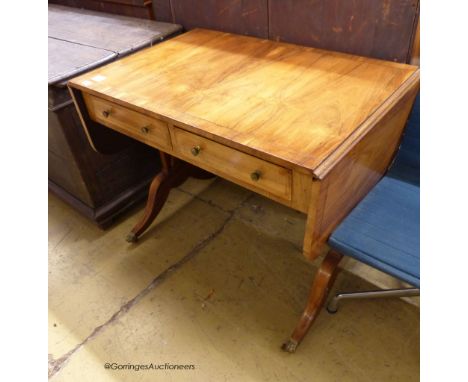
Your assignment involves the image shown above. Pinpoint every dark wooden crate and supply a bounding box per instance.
[48,4,183,227]
[48,97,160,228]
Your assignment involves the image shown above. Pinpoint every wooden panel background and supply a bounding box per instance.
[269,0,419,62]
[154,0,269,38]
[152,0,419,63]
[52,1,419,63]
[49,0,154,19]
[152,0,173,22]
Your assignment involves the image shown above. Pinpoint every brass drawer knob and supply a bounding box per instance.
[191,145,201,156]
[102,110,111,118]
[250,170,261,181]
[141,126,150,134]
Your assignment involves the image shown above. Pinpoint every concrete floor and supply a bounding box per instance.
[48,177,419,382]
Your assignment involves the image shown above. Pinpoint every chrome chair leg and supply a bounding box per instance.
[327,288,420,313]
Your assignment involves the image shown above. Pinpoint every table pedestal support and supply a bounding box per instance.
[282,250,343,352]
[126,152,213,242]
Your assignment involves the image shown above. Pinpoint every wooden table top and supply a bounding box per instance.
[69,28,419,178]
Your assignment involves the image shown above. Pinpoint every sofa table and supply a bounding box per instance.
[68,28,419,348]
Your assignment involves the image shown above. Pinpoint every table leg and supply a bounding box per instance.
[126,153,211,242]
[282,250,343,353]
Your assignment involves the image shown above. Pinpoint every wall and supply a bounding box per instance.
[152,0,420,63]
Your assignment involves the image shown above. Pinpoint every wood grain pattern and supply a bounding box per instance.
[313,69,420,179]
[268,0,419,63]
[69,29,418,178]
[68,29,420,351]
[69,87,138,155]
[151,0,174,22]
[126,153,194,242]
[410,15,420,66]
[72,90,302,211]
[152,0,419,63]
[303,86,419,260]
[84,92,172,151]
[168,0,268,38]
[70,28,419,256]
[282,250,343,352]
[173,127,292,201]
[50,0,153,19]
[291,171,313,213]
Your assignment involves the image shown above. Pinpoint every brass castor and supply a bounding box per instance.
[126,233,138,243]
[281,339,298,353]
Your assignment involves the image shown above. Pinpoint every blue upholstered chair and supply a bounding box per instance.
[282,95,419,353]
[327,94,420,312]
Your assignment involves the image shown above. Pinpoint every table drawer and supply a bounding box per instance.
[83,93,171,151]
[173,128,292,201]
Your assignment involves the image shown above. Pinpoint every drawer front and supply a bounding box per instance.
[83,93,171,151]
[173,128,292,201]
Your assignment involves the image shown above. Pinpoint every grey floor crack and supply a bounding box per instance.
[177,179,255,215]
[48,210,235,379]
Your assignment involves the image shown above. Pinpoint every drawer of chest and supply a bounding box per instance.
[83,93,171,151]
[173,128,292,201]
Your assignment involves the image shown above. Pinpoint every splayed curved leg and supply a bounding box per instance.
[126,153,192,242]
[282,250,343,353]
